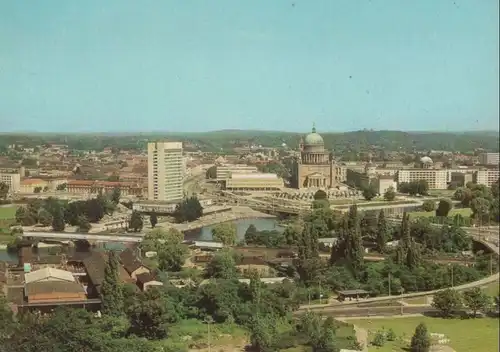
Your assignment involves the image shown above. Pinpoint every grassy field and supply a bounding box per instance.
[481,280,500,296]
[0,206,17,220]
[408,207,472,220]
[349,316,499,352]
[334,200,418,209]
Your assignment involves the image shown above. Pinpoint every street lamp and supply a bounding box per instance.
[203,316,214,352]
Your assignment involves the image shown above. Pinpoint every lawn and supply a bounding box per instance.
[348,316,499,352]
[408,207,472,220]
[481,280,500,296]
[0,206,17,220]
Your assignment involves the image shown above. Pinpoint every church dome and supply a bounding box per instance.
[304,125,324,146]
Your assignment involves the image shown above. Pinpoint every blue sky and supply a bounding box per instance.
[0,0,498,133]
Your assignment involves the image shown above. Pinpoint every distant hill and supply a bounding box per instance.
[0,130,498,153]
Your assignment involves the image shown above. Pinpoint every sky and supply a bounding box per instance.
[0,1,498,133]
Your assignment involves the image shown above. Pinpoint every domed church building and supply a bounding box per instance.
[292,124,342,189]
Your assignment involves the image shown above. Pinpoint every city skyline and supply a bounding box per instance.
[1,0,498,132]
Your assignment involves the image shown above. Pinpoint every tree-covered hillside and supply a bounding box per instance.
[0,129,498,153]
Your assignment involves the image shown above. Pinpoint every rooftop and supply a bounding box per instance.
[230,173,279,179]
[25,281,85,296]
[24,267,75,284]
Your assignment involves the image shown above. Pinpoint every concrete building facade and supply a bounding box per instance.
[147,141,184,202]
[475,169,500,187]
[397,169,449,189]
[224,173,284,191]
[0,172,21,193]
[215,164,258,180]
[479,152,500,166]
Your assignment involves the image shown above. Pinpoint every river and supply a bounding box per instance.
[0,218,283,263]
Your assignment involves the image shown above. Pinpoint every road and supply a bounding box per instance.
[295,305,438,317]
[21,231,145,243]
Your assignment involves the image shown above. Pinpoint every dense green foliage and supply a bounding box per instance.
[1,130,497,153]
[453,181,499,224]
[173,196,203,223]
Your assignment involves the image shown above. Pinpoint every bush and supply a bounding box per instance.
[386,328,396,341]
[372,330,386,347]
[422,200,436,212]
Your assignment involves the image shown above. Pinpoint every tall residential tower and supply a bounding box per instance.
[147,141,184,202]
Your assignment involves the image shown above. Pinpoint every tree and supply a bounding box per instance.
[421,200,436,212]
[248,314,279,351]
[362,184,377,201]
[205,165,217,179]
[129,211,143,232]
[37,209,53,227]
[383,186,396,201]
[212,222,237,246]
[15,206,36,226]
[435,198,453,217]
[410,322,430,352]
[56,183,67,191]
[244,224,258,244]
[34,186,42,193]
[463,287,490,317]
[111,187,121,204]
[417,180,429,196]
[471,197,490,224]
[51,207,65,231]
[77,215,91,233]
[205,249,238,279]
[432,288,462,318]
[375,210,389,252]
[174,196,203,222]
[150,213,158,228]
[314,189,327,200]
[0,182,9,199]
[101,251,124,316]
[127,289,176,340]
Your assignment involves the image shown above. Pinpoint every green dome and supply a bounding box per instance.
[304,124,324,145]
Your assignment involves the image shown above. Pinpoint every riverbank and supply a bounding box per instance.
[160,206,276,232]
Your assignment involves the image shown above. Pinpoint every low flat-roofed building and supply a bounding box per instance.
[215,164,258,180]
[238,277,287,285]
[25,281,86,303]
[224,173,284,191]
[67,180,143,197]
[190,241,224,251]
[20,178,51,193]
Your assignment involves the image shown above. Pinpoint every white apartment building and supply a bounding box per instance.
[479,152,500,166]
[215,164,258,180]
[475,169,500,187]
[397,169,448,189]
[147,142,184,202]
[0,173,21,193]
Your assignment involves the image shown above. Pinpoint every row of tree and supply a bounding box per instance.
[15,189,121,232]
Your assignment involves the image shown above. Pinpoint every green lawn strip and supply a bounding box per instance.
[349,316,499,352]
[333,200,418,209]
[0,206,17,220]
[481,280,500,296]
[408,208,472,220]
[162,319,248,349]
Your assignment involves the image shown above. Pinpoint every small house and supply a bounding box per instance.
[136,273,163,292]
[119,248,150,280]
